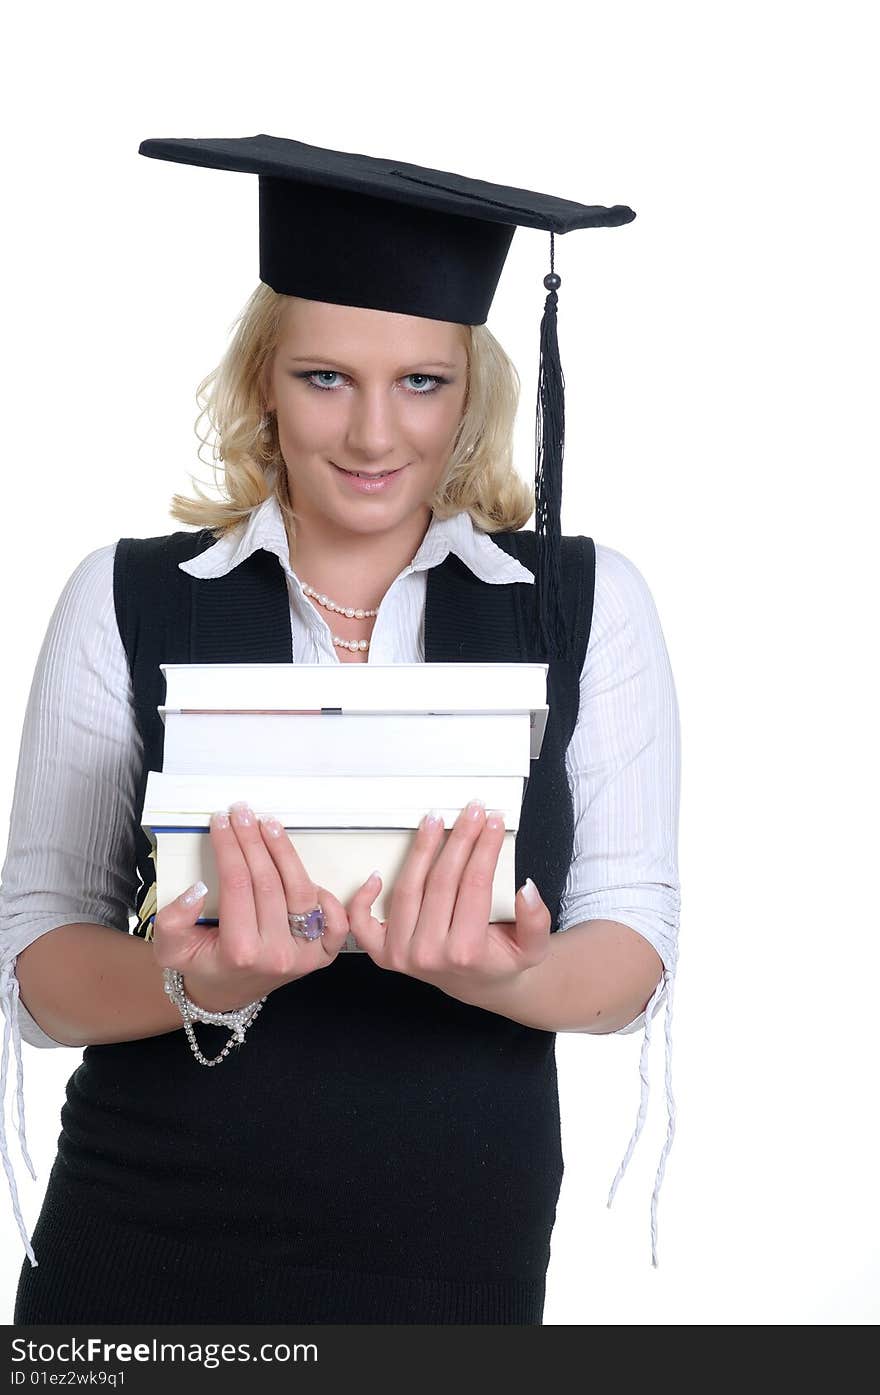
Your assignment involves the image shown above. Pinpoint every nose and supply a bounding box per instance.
[344,384,400,463]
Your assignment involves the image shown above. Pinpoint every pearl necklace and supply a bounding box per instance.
[302,582,378,653]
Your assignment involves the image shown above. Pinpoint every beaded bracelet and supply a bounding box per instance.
[163,966,268,1067]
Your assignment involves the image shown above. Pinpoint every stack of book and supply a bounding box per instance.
[141,662,549,948]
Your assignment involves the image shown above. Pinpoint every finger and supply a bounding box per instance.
[447,808,507,956]
[381,810,448,958]
[227,802,292,951]
[256,814,351,958]
[513,877,553,954]
[346,869,385,955]
[307,883,355,960]
[210,809,259,963]
[407,800,487,956]
[150,880,211,966]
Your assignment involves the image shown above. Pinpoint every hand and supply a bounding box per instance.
[346,800,552,1003]
[151,801,351,1013]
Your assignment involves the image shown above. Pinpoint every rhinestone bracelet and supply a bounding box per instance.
[163,966,268,1067]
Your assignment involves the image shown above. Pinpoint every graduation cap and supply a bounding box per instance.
[138,133,636,660]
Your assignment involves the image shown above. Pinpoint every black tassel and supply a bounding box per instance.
[534,231,572,661]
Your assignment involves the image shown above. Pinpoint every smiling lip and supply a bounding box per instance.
[331,461,407,492]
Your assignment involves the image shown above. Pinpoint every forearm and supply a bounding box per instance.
[447,920,665,1034]
[15,922,184,1048]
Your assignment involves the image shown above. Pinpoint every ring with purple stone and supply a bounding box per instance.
[288,905,325,940]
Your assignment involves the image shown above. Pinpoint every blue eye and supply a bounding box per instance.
[302,371,345,390]
[403,374,445,393]
[296,371,448,394]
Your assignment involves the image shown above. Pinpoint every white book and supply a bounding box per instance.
[161,662,550,749]
[142,771,525,823]
[142,772,525,932]
[159,711,535,776]
[148,825,519,930]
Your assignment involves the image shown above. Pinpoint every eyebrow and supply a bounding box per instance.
[284,355,459,372]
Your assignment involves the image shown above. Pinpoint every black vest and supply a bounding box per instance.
[114,523,595,943]
[50,520,596,1319]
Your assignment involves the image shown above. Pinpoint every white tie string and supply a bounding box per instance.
[0,959,39,1266]
[606,965,676,1267]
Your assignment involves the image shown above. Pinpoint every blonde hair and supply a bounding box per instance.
[169,282,535,542]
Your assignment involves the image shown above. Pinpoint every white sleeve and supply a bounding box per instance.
[0,541,142,1267]
[557,542,681,1026]
[557,542,681,1267]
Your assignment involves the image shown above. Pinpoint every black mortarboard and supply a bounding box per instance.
[138,133,635,659]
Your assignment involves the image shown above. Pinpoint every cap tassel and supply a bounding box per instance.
[534,231,572,660]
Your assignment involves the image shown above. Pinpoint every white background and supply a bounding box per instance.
[1,0,877,1326]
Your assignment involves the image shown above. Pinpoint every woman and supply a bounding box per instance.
[0,136,680,1324]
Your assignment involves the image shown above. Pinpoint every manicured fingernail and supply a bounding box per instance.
[230,801,254,826]
[465,799,485,820]
[259,816,283,838]
[423,810,444,829]
[520,877,540,907]
[211,811,230,830]
[486,809,505,829]
[181,880,208,905]
[366,869,382,887]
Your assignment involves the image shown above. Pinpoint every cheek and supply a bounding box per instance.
[409,397,465,450]
[277,397,339,449]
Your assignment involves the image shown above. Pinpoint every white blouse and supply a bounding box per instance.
[0,495,681,1272]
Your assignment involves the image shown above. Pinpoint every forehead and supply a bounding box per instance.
[277,296,468,361]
